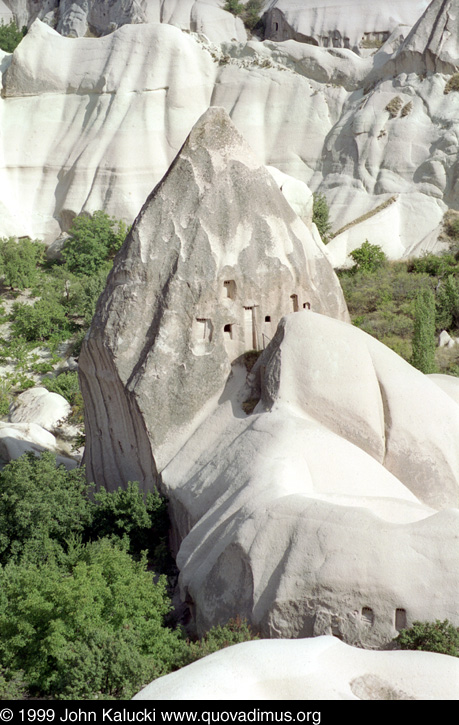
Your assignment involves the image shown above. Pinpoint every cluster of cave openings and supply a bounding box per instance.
[223,280,236,300]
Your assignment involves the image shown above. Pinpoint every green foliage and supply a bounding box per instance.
[444,214,459,241]
[0,452,92,566]
[0,666,28,699]
[349,240,387,273]
[436,275,459,331]
[0,237,45,289]
[408,252,459,277]
[313,192,332,244]
[223,0,263,30]
[11,296,73,342]
[90,482,171,564]
[411,287,436,374]
[396,620,459,657]
[184,616,258,665]
[61,212,128,276]
[0,539,184,699]
[0,20,26,53]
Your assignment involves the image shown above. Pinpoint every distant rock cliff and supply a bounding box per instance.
[79,107,348,490]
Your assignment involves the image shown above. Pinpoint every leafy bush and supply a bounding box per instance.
[396,620,459,657]
[61,212,128,276]
[0,20,26,52]
[408,252,459,277]
[349,240,387,273]
[0,237,45,289]
[224,0,263,30]
[0,539,185,699]
[436,275,459,331]
[313,192,332,244]
[11,296,73,342]
[184,616,258,664]
[0,452,92,566]
[90,482,171,564]
[411,287,436,373]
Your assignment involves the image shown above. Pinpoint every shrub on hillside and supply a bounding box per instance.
[349,241,387,273]
[184,616,259,665]
[61,211,128,276]
[0,20,26,52]
[411,287,436,373]
[312,192,332,244]
[396,619,459,657]
[0,539,185,699]
[0,237,45,289]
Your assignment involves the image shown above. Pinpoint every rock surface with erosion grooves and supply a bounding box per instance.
[161,311,459,644]
[263,0,430,50]
[133,636,459,700]
[79,107,349,491]
[2,0,247,42]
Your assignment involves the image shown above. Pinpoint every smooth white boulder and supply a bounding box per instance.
[0,421,77,468]
[133,635,459,701]
[9,386,70,433]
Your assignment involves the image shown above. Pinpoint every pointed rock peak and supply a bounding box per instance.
[392,0,459,74]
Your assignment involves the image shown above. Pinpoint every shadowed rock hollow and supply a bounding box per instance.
[79,106,349,491]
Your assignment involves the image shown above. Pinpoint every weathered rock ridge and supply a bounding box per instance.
[161,311,459,644]
[79,107,348,489]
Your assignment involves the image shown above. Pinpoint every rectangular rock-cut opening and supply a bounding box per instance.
[223,323,233,340]
[196,318,212,342]
[244,306,257,350]
[361,607,374,625]
[223,280,236,300]
[395,608,407,631]
[303,302,311,310]
[291,294,299,312]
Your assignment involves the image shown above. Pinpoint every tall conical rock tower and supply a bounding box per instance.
[79,107,349,491]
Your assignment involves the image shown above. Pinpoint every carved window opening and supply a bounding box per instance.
[361,607,374,625]
[265,316,271,323]
[224,323,233,340]
[274,22,279,32]
[291,294,299,312]
[395,608,407,631]
[196,318,212,343]
[223,280,236,300]
[303,302,311,310]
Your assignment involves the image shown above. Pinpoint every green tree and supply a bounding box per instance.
[184,616,258,665]
[0,237,45,289]
[61,212,128,276]
[411,287,436,373]
[0,20,27,53]
[396,620,459,657]
[312,192,332,244]
[0,539,185,699]
[0,452,92,566]
[436,274,459,331]
[350,240,387,273]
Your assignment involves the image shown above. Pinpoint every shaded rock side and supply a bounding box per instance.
[79,107,349,490]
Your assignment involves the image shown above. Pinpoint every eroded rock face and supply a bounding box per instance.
[160,311,459,645]
[263,0,430,51]
[79,107,348,490]
[133,636,459,701]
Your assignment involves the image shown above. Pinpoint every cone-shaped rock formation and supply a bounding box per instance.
[79,107,349,490]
